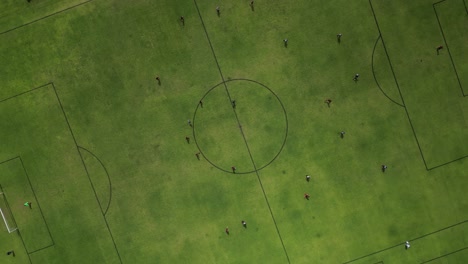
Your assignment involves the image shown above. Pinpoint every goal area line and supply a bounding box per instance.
[0,157,54,254]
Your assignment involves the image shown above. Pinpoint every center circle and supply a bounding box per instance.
[193,79,288,174]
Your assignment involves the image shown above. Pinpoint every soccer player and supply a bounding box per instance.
[405,241,410,249]
[381,165,387,172]
[436,45,443,55]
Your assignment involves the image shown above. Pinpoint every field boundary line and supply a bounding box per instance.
[192,1,290,263]
[0,156,55,256]
[0,183,18,231]
[0,182,32,263]
[0,83,50,103]
[0,83,123,262]
[0,0,96,36]
[369,0,468,170]
[420,246,468,263]
[433,0,467,97]
[50,82,123,263]
[343,219,468,264]
[368,0,428,170]
[0,156,20,166]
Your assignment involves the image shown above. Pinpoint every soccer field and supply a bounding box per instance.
[0,0,466,263]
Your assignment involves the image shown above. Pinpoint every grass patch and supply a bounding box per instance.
[0,0,466,263]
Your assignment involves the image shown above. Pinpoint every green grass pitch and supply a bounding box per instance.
[0,0,466,263]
